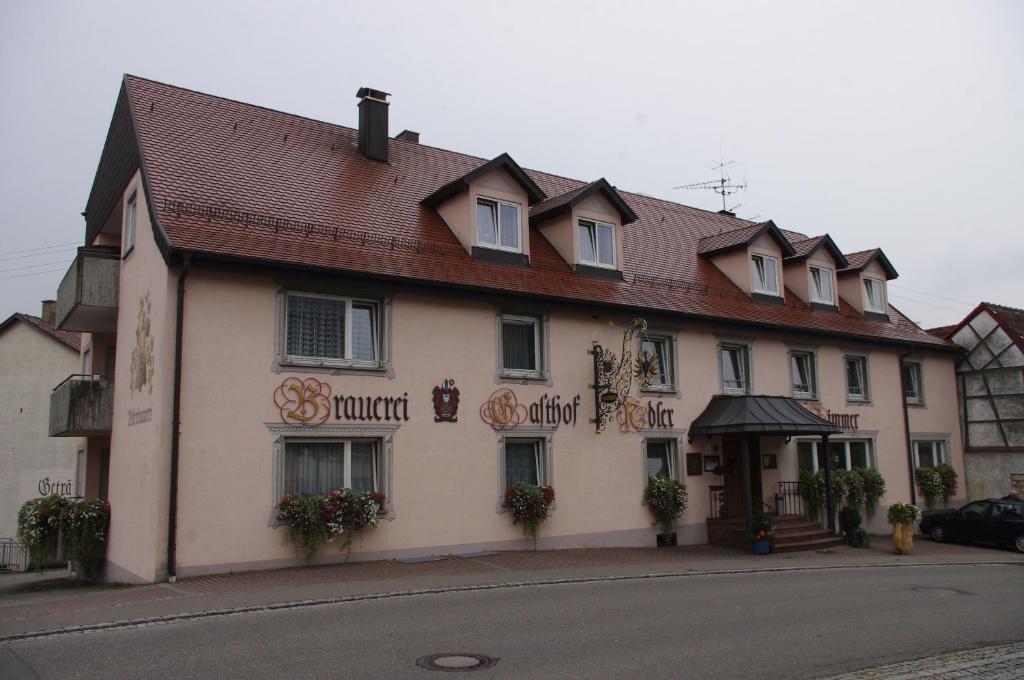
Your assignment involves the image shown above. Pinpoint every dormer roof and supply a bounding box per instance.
[838,248,899,280]
[421,152,546,208]
[529,178,638,225]
[697,220,796,258]
[784,234,849,268]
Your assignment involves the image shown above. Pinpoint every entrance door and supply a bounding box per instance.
[722,437,763,520]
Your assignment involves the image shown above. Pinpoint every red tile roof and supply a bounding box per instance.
[0,313,81,352]
[839,248,898,279]
[986,303,1024,344]
[105,75,953,351]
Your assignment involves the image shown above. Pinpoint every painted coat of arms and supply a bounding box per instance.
[432,379,460,422]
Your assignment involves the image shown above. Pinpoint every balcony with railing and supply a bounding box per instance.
[49,374,114,437]
[56,246,120,333]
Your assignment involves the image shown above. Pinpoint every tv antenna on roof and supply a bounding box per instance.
[674,151,747,213]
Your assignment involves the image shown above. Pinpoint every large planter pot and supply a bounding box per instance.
[752,538,771,555]
[656,532,677,547]
[892,522,914,554]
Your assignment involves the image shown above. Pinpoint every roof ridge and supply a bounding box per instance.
[985,301,1024,314]
[697,221,764,241]
[125,74,759,228]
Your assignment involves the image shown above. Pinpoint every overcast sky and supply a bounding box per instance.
[1,0,1021,328]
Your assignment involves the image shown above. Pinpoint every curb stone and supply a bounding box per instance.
[2,560,1020,643]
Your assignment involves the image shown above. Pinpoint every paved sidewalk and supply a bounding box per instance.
[820,641,1024,679]
[2,539,1022,641]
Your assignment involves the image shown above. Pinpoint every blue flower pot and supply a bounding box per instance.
[752,538,771,555]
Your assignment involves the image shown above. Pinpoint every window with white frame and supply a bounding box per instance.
[640,335,675,391]
[912,440,946,469]
[750,253,780,296]
[903,361,923,405]
[797,439,873,473]
[504,438,546,488]
[721,343,750,394]
[283,439,380,495]
[123,190,137,256]
[790,350,817,399]
[499,313,542,377]
[577,219,615,268]
[845,355,869,401]
[809,266,835,305]
[477,197,521,252]
[284,292,380,366]
[863,278,887,313]
[645,439,676,480]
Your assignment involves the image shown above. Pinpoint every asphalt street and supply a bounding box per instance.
[1,563,1022,679]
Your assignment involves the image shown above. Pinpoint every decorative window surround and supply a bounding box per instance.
[903,359,925,407]
[266,422,399,526]
[910,433,951,469]
[640,435,686,498]
[717,335,754,395]
[496,432,554,512]
[788,346,819,400]
[494,310,552,385]
[272,290,393,378]
[640,332,679,395]
[844,354,871,404]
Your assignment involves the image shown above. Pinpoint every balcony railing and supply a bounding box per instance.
[56,246,119,333]
[49,374,113,437]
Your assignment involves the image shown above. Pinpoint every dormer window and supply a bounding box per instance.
[863,278,886,313]
[476,197,521,252]
[751,254,780,296]
[578,219,615,268]
[809,266,835,305]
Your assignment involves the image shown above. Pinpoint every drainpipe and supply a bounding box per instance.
[167,253,192,582]
[899,347,916,507]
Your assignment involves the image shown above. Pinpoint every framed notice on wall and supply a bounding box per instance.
[686,453,703,476]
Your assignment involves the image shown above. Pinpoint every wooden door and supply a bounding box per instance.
[722,438,763,519]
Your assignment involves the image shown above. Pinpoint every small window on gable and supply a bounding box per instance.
[863,278,887,313]
[578,219,615,268]
[809,266,835,305]
[477,197,521,252]
[123,190,137,257]
[751,254,780,296]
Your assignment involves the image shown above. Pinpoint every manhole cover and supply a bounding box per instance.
[911,586,972,596]
[416,653,498,672]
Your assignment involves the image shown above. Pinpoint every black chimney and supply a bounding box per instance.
[395,130,419,144]
[356,87,390,162]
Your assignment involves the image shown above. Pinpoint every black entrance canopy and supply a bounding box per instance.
[688,395,842,438]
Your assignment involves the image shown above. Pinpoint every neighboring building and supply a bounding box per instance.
[931,303,1024,500]
[53,76,964,583]
[0,303,83,540]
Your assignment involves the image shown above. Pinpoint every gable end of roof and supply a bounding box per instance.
[421,152,546,207]
[529,178,639,226]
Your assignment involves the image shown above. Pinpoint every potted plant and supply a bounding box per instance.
[859,468,887,523]
[504,483,555,549]
[62,498,112,581]
[936,464,958,507]
[914,467,944,509]
[643,476,688,547]
[887,501,921,554]
[277,489,384,563]
[839,506,868,548]
[749,513,774,554]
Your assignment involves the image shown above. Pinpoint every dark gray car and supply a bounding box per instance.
[920,499,1024,553]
